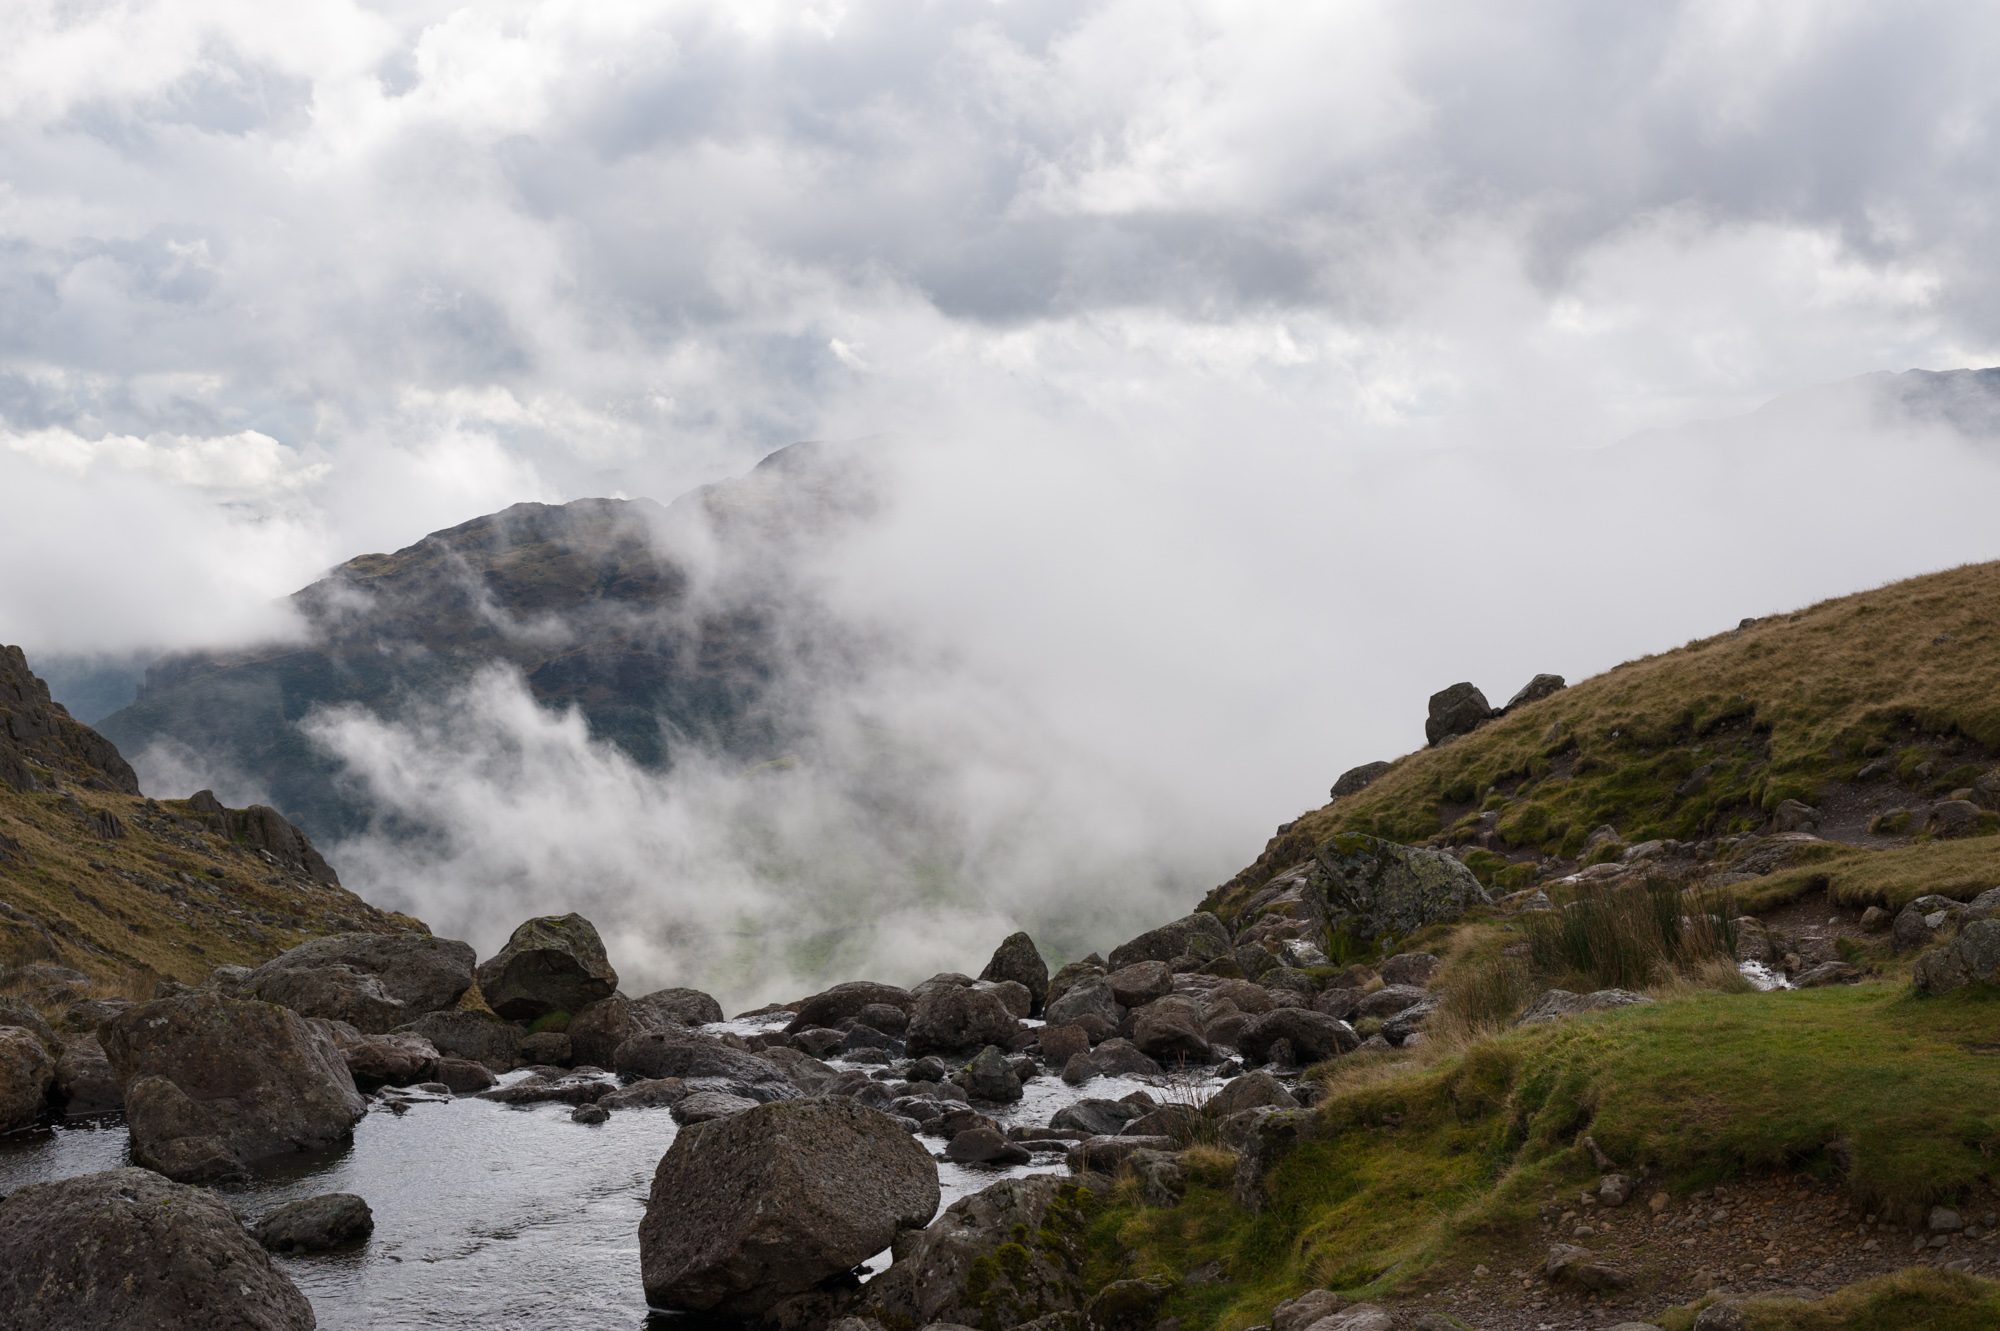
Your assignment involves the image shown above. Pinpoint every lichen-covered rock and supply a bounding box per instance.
[473,913,617,1022]
[101,992,365,1182]
[1107,912,1231,970]
[0,1168,315,1330]
[640,1098,939,1315]
[1914,920,2000,995]
[241,931,474,1033]
[978,931,1050,1013]
[1305,833,1489,945]
[856,1175,1097,1330]
[0,1025,54,1133]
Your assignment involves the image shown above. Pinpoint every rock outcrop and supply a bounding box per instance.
[0,1167,315,1330]
[101,992,366,1181]
[242,931,475,1033]
[640,1098,940,1315]
[1305,834,1489,944]
[474,913,618,1021]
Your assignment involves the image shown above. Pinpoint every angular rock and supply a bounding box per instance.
[1378,952,1441,988]
[786,980,914,1033]
[1051,1098,1146,1137]
[1089,1038,1163,1077]
[1237,1009,1359,1065]
[633,986,725,1028]
[672,1090,759,1124]
[961,1045,1023,1102]
[1044,960,1105,1011]
[393,1010,522,1071]
[1044,976,1123,1032]
[518,1030,572,1066]
[241,931,475,1033]
[1544,1242,1631,1291]
[1128,996,1213,1065]
[52,1034,122,1117]
[1929,799,1986,838]
[1037,1022,1091,1066]
[857,1175,1095,1329]
[944,1125,1031,1166]
[474,913,617,1022]
[980,979,1033,1020]
[0,997,60,1055]
[1505,673,1566,710]
[612,1031,794,1094]
[1330,761,1392,800]
[1108,912,1231,970]
[1355,984,1429,1020]
[1106,961,1175,1007]
[640,1098,940,1315]
[0,1025,54,1133]
[1206,1070,1298,1117]
[1306,833,1489,945]
[0,1167,315,1330]
[252,1193,374,1254]
[600,1077,689,1110]
[978,931,1050,1013]
[101,993,365,1182]
[906,984,1021,1058]
[340,1032,440,1090]
[1426,682,1494,745]
[1914,919,2000,995]
[1894,894,1966,952]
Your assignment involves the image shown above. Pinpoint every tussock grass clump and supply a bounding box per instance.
[1521,880,1738,991]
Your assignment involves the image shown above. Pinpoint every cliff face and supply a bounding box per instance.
[0,645,419,986]
[97,443,873,843]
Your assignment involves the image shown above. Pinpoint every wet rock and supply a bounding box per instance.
[241,932,475,1034]
[1914,919,2000,995]
[786,981,914,1033]
[640,1098,939,1315]
[252,1193,374,1254]
[1067,1135,1174,1173]
[51,1034,121,1117]
[1543,1242,1631,1291]
[600,1077,689,1110]
[1505,673,1567,710]
[572,1103,609,1124]
[979,931,1050,1013]
[393,1010,522,1072]
[1106,961,1175,1007]
[1060,1052,1098,1085]
[1044,976,1123,1034]
[945,1125,1031,1166]
[980,979,1034,1020]
[0,1167,314,1329]
[1355,984,1428,1020]
[672,1090,759,1124]
[957,1044,1022,1102]
[1305,833,1489,945]
[1108,912,1231,970]
[1128,995,1213,1064]
[853,1002,909,1035]
[518,1030,572,1066]
[340,1032,440,1090]
[633,986,725,1027]
[1516,988,1653,1025]
[0,1025,54,1133]
[1330,761,1392,800]
[1051,1098,1146,1137]
[1426,682,1494,745]
[856,1175,1096,1328]
[1038,1022,1091,1066]
[1044,960,1105,1010]
[1237,1009,1358,1065]
[433,1058,497,1093]
[566,995,639,1069]
[101,992,364,1182]
[1089,1038,1163,1076]
[1207,1070,1297,1117]
[612,1031,795,1097]
[790,1027,846,1059]
[479,1073,613,1107]
[474,913,618,1022]
[905,984,1021,1059]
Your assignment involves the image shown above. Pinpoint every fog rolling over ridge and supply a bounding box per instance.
[74,370,2000,1010]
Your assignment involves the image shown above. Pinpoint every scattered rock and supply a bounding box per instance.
[632,987,725,1028]
[786,981,913,1033]
[639,1098,939,1315]
[1543,1241,1631,1291]
[101,992,365,1182]
[1085,1276,1173,1331]
[612,1031,794,1097]
[474,913,618,1022]
[944,1125,1031,1166]
[1929,799,1986,838]
[1426,682,1495,745]
[1207,1070,1298,1116]
[518,1030,572,1066]
[1378,951,1441,988]
[1044,976,1123,1033]
[961,1045,1024,1102]
[1894,895,1966,952]
[1914,920,2000,995]
[1237,1009,1358,1065]
[0,1167,315,1330]
[1772,799,1820,833]
[1106,960,1175,1007]
[1272,1288,1348,1331]
[252,1193,374,1254]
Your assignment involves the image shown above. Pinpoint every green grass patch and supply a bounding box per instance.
[1662,1268,2000,1331]
[1733,836,2000,912]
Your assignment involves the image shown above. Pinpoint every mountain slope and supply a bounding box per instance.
[1,645,418,987]
[1213,559,2000,920]
[97,442,869,842]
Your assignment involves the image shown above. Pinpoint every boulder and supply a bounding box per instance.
[1305,833,1490,945]
[1128,996,1213,1065]
[518,1030,572,1066]
[944,1125,1031,1166]
[1914,920,2000,995]
[240,931,475,1033]
[1771,799,1820,834]
[340,1032,440,1090]
[474,913,617,1022]
[1206,1070,1298,1117]
[1090,1038,1163,1077]
[672,1090,760,1125]
[252,1193,374,1254]
[601,1077,691,1111]
[434,1058,497,1093]
[640,1098,940,1315]
[1930,799,1987,838]
[611,1032,798,1101]
[1505,673,1567,710]
[787,981,915,1033]
[906,984,1021,1058]
[1106,961,1175,1007]
[961,1045,1023,1102]
[1108,912,1231,970]
[51,1034,122,1117]
[1330,761,1392,800]
[633,986,725,1028]
[1516,988,1653,1025]
[856,1175,1095,1329]
[978,931,1050,1013]
[1044,976,1123,1032]
[1544,1242,1632,1291]
[0,997,60,1055]
[980,979,1034,1019]
[1378,952,1441,988]
[1044,960,1105,1010]
[392,1010,522,1071]
[1355,984,1429,1020]
[0,1025,54,1133]
[1894,895,1966,952]
[1273,1289,1349,1331]
[101,993,365,1182]
[1425,682,1494,745]
[1237,1009,1359,1065]
[0,1167,315,1330]
[1050,1098,1146,1137]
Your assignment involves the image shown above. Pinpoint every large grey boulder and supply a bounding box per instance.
[1128,996,1212,1065]
[52,1033,122,1117]
[101,992,365,1182]
[474,913,617,1022]
[633,986,724,1028]
[240,931,475,1033]
[568,987,723,1068]
[978,931,1050,1013]
[640,1098,940,1315]
[1914,920,2000,995]
[1305,834,1490,945]
[905,984,1021,1058]
[1894,895,1965,952]
[1426,682,1495,745]
[1043,976,1122,1032]
[856,1174,1094,1329]
[0,1167,314,1330]
[786,980,914,1033]
[1108,912,1231,970]
[0,1025,54,1133]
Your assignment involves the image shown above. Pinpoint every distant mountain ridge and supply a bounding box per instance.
[97,442,872,843]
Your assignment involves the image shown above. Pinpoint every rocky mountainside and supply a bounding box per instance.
[96,442,870,842]
[0,643,419,987]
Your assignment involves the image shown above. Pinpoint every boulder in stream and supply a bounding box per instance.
[474,913,618,1022]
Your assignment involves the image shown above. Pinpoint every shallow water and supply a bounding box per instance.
[0,1015,1220,1330]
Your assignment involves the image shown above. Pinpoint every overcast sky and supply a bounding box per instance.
[9,2,2000,985]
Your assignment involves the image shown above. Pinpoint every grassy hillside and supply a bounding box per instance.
[1216,560,2000,914]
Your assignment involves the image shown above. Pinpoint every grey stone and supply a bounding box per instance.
[474,913,617,1022]
[1378,952,1441,988]
[1107,912,1231,970]
[907,984,1021,1058]
[1914,919,2000,995]
[252,1193,374,1254]
[392,1010,522,1071]
[1516,988,1654,1025]
[1305,834,1489,945]
[51,1034,121,1117]
[241,932,474,1033]
[786,981,914,1033]
[672,1090,759,1124]
[978,931,1050,1013]
[857,1175,1095,1328]
[1330,761,1392,800]
[1505,673,1567,710]
[1207,1070,1298,1117]
[961,1045,1023,1102]
[0,1025,54,1133]
[1543,1242,1631,1291]
[1238,1009,1359,1065]
[1044,975,1123,1032]
[1426,682,1494,745]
